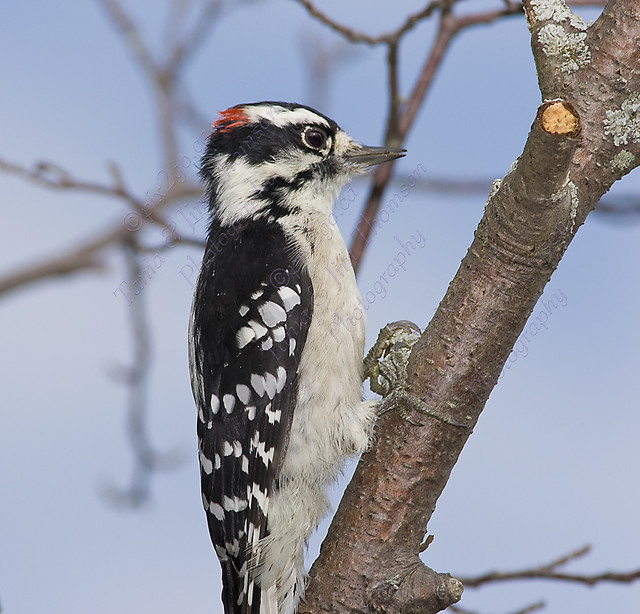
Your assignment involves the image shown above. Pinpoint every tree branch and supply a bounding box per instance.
[450,601,546,614]
[349,4,522,271]
[459,544,640,588]
[303,1,640,611]
[292,0,443,46]
[103,241,185,507]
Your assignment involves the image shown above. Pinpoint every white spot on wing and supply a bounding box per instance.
[272,327,285,342]
[239,304,249,317]
[254,439,274,466]
[251,373,266,396]
[236,384,251,404]
[289,337,296,356]
[209,502,225,521]
[215,544,227,559]
[236,326,255,349]
[223,440,234,456]
[258,301,287,327]
[223,495,248,512]
[246,406,256,420]
[223,394,235,413]
[275,366,287,393]
[249,319,268,339]
[261,337,273,351]
[199,450,213,474]
[211,395,220,414]
[249,483,270,513]
[225,538,240,557]
[266,405,281,424]
[278,285,301,311]
[264,372,277,399]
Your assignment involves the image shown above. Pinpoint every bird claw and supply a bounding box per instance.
[366,321,470,429]
[380,390,470,428]
[364,320,422,396]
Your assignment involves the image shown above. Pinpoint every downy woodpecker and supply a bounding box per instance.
[189,101,405,614]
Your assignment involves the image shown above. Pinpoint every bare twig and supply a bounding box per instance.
[103,241,185,507]
[0,212,202,300]
[98,0,223,172]
[595,197,640,218]
[351,8,459,269]
[0,243,106,297]
[98,0,158,76]
[460,545,640,588]
[449,601,546,614]
[165,0,225,77]
[0,156,130,199]
[292,0,443,45]
[0,155,195,238]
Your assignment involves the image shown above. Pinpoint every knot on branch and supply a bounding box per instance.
[370,561,463,614]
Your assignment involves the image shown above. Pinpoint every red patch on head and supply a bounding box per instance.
[213,107,249,134]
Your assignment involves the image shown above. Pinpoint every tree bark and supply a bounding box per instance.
[301,1,640,612]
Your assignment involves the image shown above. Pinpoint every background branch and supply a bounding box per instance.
[460,544,640,588]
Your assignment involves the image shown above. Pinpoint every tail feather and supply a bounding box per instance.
[221,559,282,614]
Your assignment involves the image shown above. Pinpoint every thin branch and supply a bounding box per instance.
[449,601,546,614]
[385,40,401,145]
[165,0,225,77]
[97,0,158,76]
[595,197,640,218]
[0,155,191,236]
[103,241,185,508]
[292,0,444,45]
[294,0,605,47]
[99,0,179,169]
[0,214,202,299]
[0,156,130,199]
[0,243,106,297]
[350,8,460,269]
[460,545,640,588]
[350,2,525,270]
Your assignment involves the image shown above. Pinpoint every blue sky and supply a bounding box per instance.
[1,2,639,613]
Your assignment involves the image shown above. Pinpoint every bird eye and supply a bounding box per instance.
[303,127,328,150]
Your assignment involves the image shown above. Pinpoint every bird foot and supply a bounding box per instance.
[363,320,421,396]
[365,321,469,428]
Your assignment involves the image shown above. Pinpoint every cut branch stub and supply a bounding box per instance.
[538,101,581,137]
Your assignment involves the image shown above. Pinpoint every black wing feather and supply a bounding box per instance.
[190,217,313,614]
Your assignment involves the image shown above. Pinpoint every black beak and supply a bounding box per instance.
[344,144,406,168]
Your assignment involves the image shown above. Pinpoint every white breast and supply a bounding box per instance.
[279,211,373,484]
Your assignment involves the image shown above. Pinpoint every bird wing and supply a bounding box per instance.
[189,218,313,614]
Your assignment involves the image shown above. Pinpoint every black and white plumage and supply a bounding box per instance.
[189,102,405,614]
